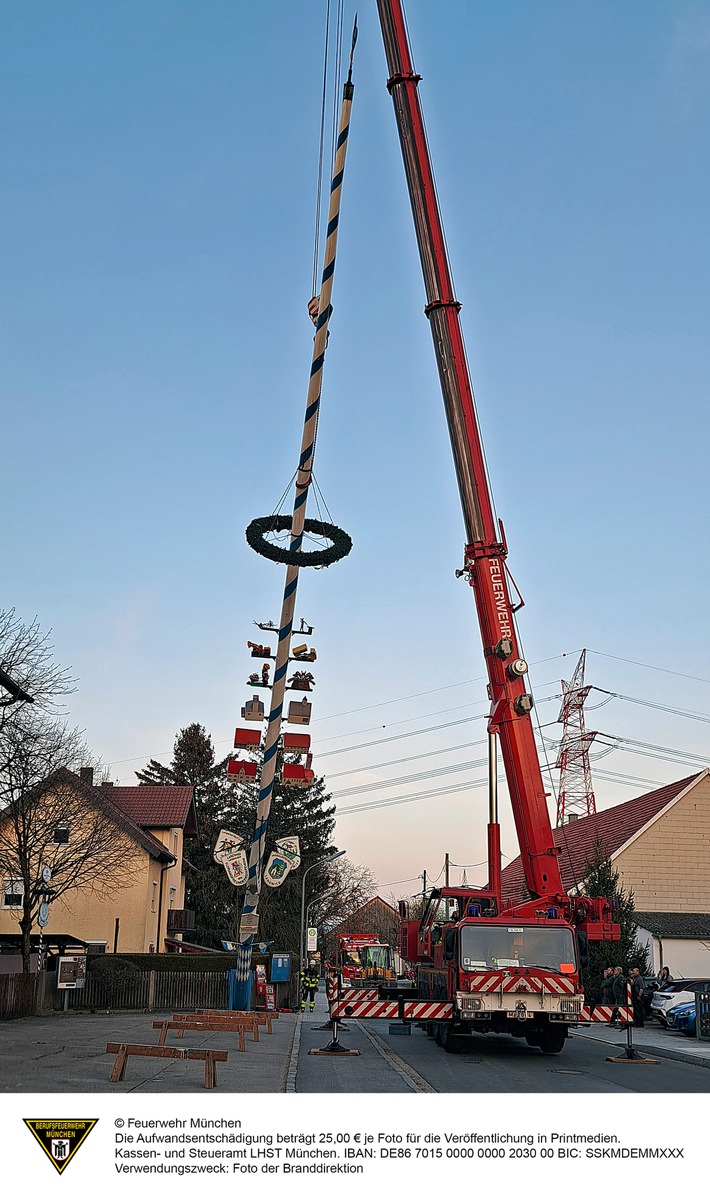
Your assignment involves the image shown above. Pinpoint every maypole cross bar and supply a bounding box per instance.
[232,28,357,1011]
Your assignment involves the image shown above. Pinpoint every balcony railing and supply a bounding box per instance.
[166,908,196,933]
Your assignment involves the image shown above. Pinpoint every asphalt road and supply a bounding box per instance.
[296,1004,710,1094]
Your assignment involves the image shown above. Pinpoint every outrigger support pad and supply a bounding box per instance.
[246,515,352,568]
[308,1017,359,1057]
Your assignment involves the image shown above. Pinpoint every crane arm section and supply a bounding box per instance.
[377,0,564,901]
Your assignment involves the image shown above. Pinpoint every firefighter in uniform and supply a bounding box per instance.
[300,960,319,1012]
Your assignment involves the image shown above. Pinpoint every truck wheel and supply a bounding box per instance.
[537,1028,566,1055]
[440,1023,465,1054]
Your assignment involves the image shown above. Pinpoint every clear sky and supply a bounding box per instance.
[3,1,710,897]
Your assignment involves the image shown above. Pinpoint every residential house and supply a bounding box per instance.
[324,896,400,961]
[0,768,197,959]
[498,770,710,975]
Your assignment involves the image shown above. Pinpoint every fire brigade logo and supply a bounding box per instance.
[23,1119,98,1174]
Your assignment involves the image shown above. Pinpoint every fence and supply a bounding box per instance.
[67,969,230,1013]
[0,972,59,1019]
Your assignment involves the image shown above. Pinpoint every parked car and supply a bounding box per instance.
[651,979,710,1026]
[665,1000,696,1036]
[642,976,659,1019]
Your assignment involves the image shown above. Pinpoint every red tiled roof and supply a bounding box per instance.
[50,770,175,864]
[99,785,196,833]
[499,773,704,904]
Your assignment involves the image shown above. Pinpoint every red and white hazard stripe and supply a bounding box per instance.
[580,1003,633,1023]
[331,998,453,1021]
[467,972,576,994]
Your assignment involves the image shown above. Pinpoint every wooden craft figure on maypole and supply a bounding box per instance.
[229,24,357,1011]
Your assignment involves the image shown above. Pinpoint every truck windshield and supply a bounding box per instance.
[361,946,391,971]
[342,946,391,971]
[460,925,576,973]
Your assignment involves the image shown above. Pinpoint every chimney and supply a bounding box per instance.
[79,767,94,786]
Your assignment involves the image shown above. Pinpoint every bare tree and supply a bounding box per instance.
[308,858,378,933]
[0,733,140,970]
[0,613,136,970]
[0,610,74,722]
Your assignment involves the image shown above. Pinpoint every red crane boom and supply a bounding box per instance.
[377,0,563,902]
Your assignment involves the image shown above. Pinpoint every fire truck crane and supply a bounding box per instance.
[368,0,620,1055]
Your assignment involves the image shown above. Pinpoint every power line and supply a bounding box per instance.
[587,648,710,687]
[592,688,710,725]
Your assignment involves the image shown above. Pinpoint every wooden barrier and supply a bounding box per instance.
[106,1042,228,1089]
[191,1009,275,1037]
[154,1019,246,1052]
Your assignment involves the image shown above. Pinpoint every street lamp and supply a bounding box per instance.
[299,850,346,988]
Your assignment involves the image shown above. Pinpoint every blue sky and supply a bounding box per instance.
[3,1,710,893]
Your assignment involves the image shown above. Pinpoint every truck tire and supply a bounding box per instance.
[537,1028,566,1055]
[439,1022,465,1054]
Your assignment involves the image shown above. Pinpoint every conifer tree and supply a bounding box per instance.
[136,724,242,948]
[137,725,339,953]
[581,842,650,1002]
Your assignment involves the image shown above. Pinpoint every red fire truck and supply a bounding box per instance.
[336,934,397,987]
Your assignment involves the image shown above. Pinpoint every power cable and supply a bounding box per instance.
[587,648,710,688]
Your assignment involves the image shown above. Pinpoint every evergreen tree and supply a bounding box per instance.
[581,841,650,1002]
[228,772,337,956]
[137,725,339,954]
[137,724,242,948]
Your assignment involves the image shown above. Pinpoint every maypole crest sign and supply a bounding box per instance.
[213,829,248,886]
[264,835,301,888]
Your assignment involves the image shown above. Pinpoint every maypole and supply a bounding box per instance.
[232,27,357,1010]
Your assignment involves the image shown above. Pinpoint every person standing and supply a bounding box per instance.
[610,965,626,1025]
[600,967,615,1008]
[656,965,673,989]
[300,960,319,1012]
[630,967,645,1027]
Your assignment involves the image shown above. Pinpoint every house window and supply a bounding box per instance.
[169,886,176,910]
[2,878,24,908]
[151,881,158,912]
[53,824,70,845]
[85,942,107,955]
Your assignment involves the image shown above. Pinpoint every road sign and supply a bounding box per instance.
[38,902,50,928]
[307,927,317,952]
[42,866,52,883]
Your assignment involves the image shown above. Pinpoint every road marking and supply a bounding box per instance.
[356,1021,437,1093]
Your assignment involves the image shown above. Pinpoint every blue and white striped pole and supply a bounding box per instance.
[233,72,355,1010]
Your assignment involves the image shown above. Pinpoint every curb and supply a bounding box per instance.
[285,1013,302,1093]
[572,1029,710,1071]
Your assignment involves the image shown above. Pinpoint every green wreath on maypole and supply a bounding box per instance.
[246,515,352,568]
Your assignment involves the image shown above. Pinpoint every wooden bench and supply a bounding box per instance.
[106,1042,228,1089]
[154,1020,247,1052]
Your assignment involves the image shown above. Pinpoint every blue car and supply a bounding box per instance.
[665,1000,696,1035]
